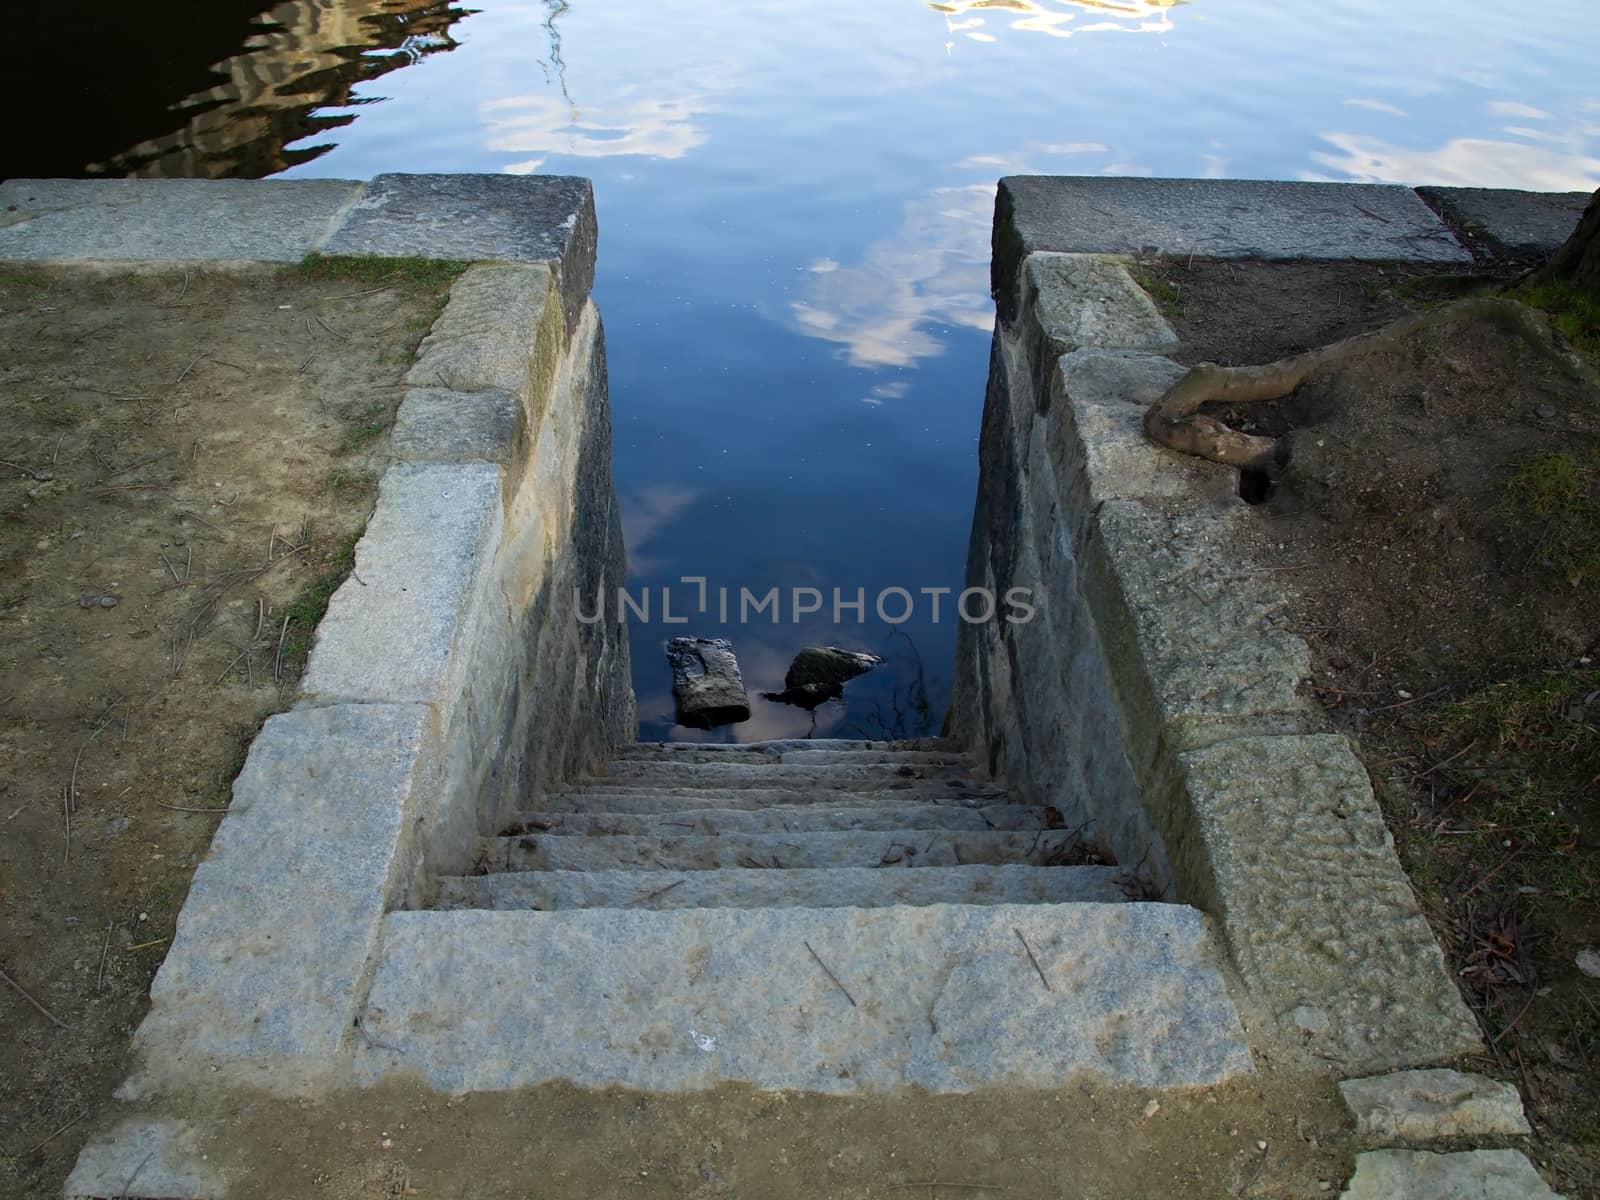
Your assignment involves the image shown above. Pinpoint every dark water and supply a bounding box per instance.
[10,0,1600,740]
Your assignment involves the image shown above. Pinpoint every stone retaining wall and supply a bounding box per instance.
[954,177,1490,1072]
[1,175,636,1099]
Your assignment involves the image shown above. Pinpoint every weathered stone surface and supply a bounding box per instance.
[785,647,888,688]
[1053,349,1238,509]
[666,637,751,728]
[490,827,1099,871]
[595,759,967,788]
[392,387,521,464]
[436,863,1132,911]
[64,1118,223,1200]
[358,903,1252,1092]
[1088,500,1314,753]
[1339,1069,1530,1140]
[1177,735,1482,1070]
[1026,253,1180,354]
[0,177,361,263]
[621,744,964,767]
[994,177,1469,306]
[501,802,1050,836]
[1340,1149,1564,1199]
[126,704,437,1094]
[301,462,503,707]
[1417,186,1590,257]
[539,784,1008,813]
[325,173,597,333]
[406,263,562,399]
[768,645,886,706]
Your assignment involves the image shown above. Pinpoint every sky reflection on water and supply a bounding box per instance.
[285,0,1599,740]
[24,0,1596,739]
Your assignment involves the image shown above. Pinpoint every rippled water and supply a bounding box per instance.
[17,0,1600,739]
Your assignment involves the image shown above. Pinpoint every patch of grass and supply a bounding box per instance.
[338,401,393,454]
[294,253,469,293]
[276,532,361,666]
[1497,448,1600,587]
[1512,278,1600,359]
[1130,268,1183,315]
[1425,669,1600,903]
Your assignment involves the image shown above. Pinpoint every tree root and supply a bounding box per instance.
[1143,295,1598,471]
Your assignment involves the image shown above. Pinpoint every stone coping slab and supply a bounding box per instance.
[993,176,1471,313]
[1417,185,1591,258]
[0,173,595,272]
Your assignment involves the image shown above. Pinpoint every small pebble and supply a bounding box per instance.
[1576,948,1600,979]
[1256,1140,1268,1151]
[1142,1099,1160,1120]
[99,595,118,608]
[1536,404,1557,419]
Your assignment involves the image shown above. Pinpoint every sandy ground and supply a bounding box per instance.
[0,262,447,1196]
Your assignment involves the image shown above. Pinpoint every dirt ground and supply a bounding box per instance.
[0,261,454,1197]
[1142,260,1600,1198]
[125,1071,1362,1200]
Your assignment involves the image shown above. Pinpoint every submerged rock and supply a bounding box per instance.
[764,646,885,710]
[666,637,751,729]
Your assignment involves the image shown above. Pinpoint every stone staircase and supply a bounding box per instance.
[358,739,1254,1094]
[438,738,1139,910]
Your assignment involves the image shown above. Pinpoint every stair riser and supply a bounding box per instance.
[436,864,1134,910]
[491,829,1093,871]
[590,763,969,788]
[618,748,971,768]
[502,804,1054,836]
[538,786,1008,813]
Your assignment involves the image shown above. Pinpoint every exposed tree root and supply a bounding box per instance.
[1143,295,1597,471]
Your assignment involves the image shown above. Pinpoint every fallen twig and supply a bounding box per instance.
[888,1185,1004,1192]
[25,1108,88,1155]
[174,351,208,385]
[274,615,290,680]
[155,802,238,814]
[1013,927,1053,992]
[0,964,68,1029]
[804,940,857,1008]
[96,922,113,992]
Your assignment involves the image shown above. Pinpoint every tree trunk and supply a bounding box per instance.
[1530,186,1600,292]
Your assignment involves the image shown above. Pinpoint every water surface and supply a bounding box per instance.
[15,0,1600,738]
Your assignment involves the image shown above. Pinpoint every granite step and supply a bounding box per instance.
[356,903,1254,1093]
[538,784,1008,813]
[620,744,972,768]
[588,761,970,789]
[624,737,952,755]
[436,863,1134,911]
[501,803,1055,837]
[487,829,1092,872]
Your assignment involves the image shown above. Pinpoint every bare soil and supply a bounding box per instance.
[0,263,449,1196]
[104,1072,1362,1200]
[1143,259,1600,1198]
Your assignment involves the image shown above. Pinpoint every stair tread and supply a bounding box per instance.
[486,828,1099,871]
[436,863,1137,910]
[359,903,1253,1093]
[538,785,1007,812]
[590,761,971,788]
[502,804,1055,836]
